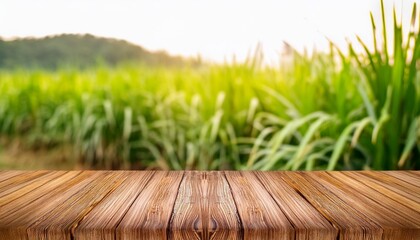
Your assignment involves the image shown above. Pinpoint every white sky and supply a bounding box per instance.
[0,0,418,63]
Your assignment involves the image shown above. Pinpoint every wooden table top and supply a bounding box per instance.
[0,171,418,239]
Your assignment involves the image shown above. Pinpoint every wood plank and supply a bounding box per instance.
[0,170,418,239]
[327,172,420,224]
[0,171,26,183]
[225,171,294,240]
[74,171,155,240]
[0,171,82,212]
[344,171,420,210]
[169,171,241,240]
[311,172,420,239]
[255,171,337,240]
[0,171,47,192]
[0,171,96,239]
[280,172,383,239]
[361,171,420,198]
[116,171,184,240]
[0,171,67,206]
[384,171,420,187]
[27,171,127,239]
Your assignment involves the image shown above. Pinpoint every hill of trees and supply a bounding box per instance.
[0,34,199,69]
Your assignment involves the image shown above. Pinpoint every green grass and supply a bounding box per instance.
[0,0,418,170]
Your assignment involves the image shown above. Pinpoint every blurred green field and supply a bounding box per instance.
[0,1,419,170]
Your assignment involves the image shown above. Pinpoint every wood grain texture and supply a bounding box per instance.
[169,171,241,240]
[74,171,155,240]
[255,171,337,240]
[27,171,127,239]
[0,171,66,207]
[0,171,26,183]
[225,171,294,240]
[361,171,420,199]
[0,170,418,240]
[311,171,420,239]
[327,172,420,224]
[116,171,184,240]
[0,171,93,239]
[384,171,420,187]
[343,172,420,211]
[280,172,384,239]
[0,171,47,193]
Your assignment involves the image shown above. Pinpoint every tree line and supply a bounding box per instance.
[0,34,199,69]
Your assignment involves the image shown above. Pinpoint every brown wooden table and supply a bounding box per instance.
[0,171,419,239]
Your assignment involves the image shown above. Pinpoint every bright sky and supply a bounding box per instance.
[0,0,417,63]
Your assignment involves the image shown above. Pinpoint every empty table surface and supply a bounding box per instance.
[0,171,419,239]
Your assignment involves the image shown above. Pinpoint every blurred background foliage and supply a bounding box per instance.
[0,34,199,69]
[0,0,418,170]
